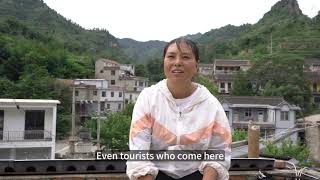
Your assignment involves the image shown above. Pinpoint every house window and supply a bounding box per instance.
[134,87,137,91]
[139,82,143,87]
[111,92,114,97]
[111,70,115,76]
[220,83,225,88]
[281,111,289,121]
[111,80,115,85]
[130,94,132,100]
[100,70,104,73]
[106,104,110,109]
[135,81,138,86]
[25,110,45,139]
[102,91,106,97]
[217,66,222,70]
[119,92,122,97]
[228,83,232,90]
[93,90,97,95]
[244,109,252,117]
[118,103,122,110]
[75,90,79,96]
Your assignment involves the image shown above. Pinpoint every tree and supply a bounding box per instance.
[16,64,54,99]
[135,64,147,77]
[146,58,164,83]
[0,77,16,98]
[194,75,218,95]
[231,54,311,111]
[99,113,131,150]
[231,71,255,96]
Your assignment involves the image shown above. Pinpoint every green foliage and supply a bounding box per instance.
[232,129,248,142]
[122,102,135,117]
[146,58,165,83]
[0,77,16,98]
[232,55,312,112]
[0,1,126,58]
[135,64,148,77]
[118,38,166,64]
[56,114,71,139]
[263,140,313,167]
[84,105,134,150]
[100,113,131,150]
[194,75,218,95]
[231,71,255,96]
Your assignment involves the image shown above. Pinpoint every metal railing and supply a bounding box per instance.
[0,130,53,141]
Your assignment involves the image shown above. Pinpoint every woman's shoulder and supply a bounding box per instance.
[196,84,222,105]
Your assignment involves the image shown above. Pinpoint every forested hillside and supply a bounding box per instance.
[196,0,320,62]
[0,0,127,59]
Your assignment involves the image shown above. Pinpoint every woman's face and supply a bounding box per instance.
[163,42,198,84]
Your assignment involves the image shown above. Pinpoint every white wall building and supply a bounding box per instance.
[74,79,109,123]
[0,99,60,160]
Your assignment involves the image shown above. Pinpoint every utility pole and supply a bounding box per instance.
[97,89,101,150]
[69,85,76,155]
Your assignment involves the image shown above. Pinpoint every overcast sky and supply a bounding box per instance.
[43,0,320,42]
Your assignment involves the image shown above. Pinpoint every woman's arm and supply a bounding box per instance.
[126,90,158,180]
[199,102,232,180]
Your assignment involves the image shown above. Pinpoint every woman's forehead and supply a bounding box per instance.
[167,42,193,53]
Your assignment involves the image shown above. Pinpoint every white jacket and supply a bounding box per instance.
[126,79,231,179]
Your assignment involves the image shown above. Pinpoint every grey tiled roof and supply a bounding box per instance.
[220,95,285,106]
[214,59,251,66]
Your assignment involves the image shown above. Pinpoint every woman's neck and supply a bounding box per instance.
[166,80,197,99]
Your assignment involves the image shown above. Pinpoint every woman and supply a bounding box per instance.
[126,38,231,180]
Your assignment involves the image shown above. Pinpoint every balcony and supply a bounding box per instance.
[0,130,53,141]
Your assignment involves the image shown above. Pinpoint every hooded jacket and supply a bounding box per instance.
[126,79,231,179]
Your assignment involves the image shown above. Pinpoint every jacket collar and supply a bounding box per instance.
[156,79,210,112]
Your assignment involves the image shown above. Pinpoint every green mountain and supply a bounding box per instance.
[118,38,166,64]
[196,0,320,62]
[0,0,126,59]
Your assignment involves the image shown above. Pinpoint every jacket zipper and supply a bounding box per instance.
[177,107,182,144]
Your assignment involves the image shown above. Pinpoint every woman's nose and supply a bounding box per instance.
[174,57,182,66]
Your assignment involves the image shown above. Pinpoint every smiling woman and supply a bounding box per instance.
[163,38,199,99]
[126,38,232,180]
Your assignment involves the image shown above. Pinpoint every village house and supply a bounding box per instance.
[221,96,300,138]
[95,59,121,87]
[73,79,110,125]
[198,63,214,77]
[304,58,320,106]
[95,58,148,105]
[0,99,59,159]
[213,59,251,94]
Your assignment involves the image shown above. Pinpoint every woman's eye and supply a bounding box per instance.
[183,56,191,59]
